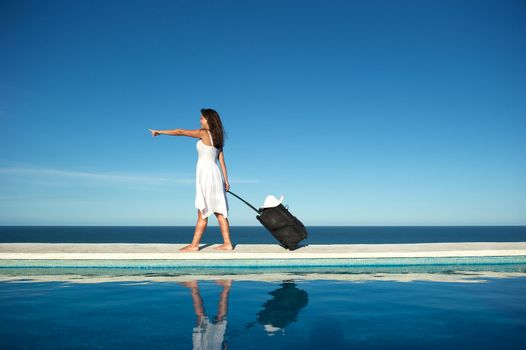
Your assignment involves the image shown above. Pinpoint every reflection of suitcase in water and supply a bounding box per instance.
[227,191,308,250]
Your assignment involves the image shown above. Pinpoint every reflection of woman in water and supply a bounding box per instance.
[180,280,232,350]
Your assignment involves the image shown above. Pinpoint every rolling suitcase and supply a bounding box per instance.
[227,190,308,250]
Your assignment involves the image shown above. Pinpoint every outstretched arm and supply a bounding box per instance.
[149,128,204,138]
[218,150,230,191]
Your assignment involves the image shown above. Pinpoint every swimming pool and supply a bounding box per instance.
[1,265,525,349]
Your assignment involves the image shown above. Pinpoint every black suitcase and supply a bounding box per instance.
[227,191,308,250]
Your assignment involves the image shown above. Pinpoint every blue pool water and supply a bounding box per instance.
[1,272,526,349]
[2,225,526,348]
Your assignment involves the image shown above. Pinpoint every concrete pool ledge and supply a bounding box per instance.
[1,242,526,261]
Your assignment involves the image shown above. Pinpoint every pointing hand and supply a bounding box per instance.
[148,129,160,137]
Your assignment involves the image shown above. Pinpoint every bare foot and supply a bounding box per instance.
[213,244,234,251]
[178,280,198,289]
[216,279,232,288]
[179,244,199,252]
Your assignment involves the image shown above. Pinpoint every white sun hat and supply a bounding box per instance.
[261,194,284,208]
[264,324,281,335]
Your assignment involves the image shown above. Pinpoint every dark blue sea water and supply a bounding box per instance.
[1,276,526,349]
[1,226,525,244]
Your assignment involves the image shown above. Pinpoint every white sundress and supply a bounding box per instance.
[195,129,229,219]
[192,316,227,350]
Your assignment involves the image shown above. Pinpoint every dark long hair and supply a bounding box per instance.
[201,108,226,151]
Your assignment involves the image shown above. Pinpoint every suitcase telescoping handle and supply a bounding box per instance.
[226,190,261,214]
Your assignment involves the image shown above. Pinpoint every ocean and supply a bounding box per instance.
[1,225,525,244]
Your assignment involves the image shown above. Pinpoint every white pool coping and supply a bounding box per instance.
[1,242,526,260]
[2,271,526,284]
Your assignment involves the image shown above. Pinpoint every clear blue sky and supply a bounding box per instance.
[1,0,525,226]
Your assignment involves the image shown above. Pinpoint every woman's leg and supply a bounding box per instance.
[178,280,206,324]
[213,213,233,250]
[215,279,232,322]
[180,209,208,252]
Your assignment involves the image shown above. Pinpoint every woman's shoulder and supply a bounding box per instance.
[197,128,209,137]
[200,128,215,147]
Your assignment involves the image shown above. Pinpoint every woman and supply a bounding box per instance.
[149,108,233,251]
